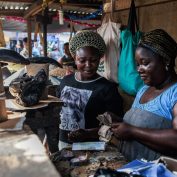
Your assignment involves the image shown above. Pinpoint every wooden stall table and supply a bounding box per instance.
[5,95,63,112]
[4,96,63,153]
[53,144,127,177]
[0,111,27,133]
[0,98,62,177]
[0,125,61,177]
[5,99,48,112]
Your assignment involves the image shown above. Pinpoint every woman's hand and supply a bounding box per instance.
[111,122,134,140]
[68,129,88,142]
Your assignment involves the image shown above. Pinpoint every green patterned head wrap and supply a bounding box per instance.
[138,29,177,64]
[69,30,106,58]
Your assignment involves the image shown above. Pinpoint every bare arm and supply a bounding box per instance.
[68,111,123,142]
[112,103,177,156]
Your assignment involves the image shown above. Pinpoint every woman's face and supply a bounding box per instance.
[135,47,167,86]
[75,46,100,81]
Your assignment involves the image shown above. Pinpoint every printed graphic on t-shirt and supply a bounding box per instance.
[60,86,92,131]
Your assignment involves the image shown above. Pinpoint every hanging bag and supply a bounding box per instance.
[97,0,121,83]
[118,0,144,95]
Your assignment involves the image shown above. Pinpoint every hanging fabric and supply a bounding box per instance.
[118,0,144,96]
[97,0,121,83]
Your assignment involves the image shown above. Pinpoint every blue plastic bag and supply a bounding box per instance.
[117,159,177,177]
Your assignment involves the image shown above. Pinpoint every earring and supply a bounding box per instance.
[165,65,168,71]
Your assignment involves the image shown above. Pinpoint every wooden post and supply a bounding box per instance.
[0,20,7,122]
[27,18,32,57]
[43,7,48,57]
[0,64,7,122]
[0,19,6,47]
[38,23,44,47]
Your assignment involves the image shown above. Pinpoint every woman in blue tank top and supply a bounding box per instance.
[112,29,177,161]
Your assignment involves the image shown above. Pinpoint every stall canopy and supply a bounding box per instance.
[0,0,103,32]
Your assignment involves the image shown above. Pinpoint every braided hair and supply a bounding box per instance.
[138,29,177,71]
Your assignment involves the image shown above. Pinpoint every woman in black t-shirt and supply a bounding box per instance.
[57,30,124,150]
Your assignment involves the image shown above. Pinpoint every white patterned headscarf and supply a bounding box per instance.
[69,30,106,58]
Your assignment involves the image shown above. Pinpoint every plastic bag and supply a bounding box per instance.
[117,159,177,177]
[97,19,121,83]
[118,0,144,95]
[94,168,143,177]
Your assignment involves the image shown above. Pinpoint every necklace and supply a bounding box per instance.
[75,72,102,83]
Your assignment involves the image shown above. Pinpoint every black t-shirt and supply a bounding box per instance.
[57,73,123,143]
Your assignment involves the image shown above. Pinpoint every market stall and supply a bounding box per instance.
[1,1,177,177]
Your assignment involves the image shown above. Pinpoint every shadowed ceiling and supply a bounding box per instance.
[0,0,103,32]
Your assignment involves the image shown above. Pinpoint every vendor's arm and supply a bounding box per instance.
[68,112,123,142]
[112,103,177,156]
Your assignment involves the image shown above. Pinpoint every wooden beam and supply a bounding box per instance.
[0,0,33,2]
[0,10,24,17]
[0,65,7,122]
[57,3,101,9]
[0,99,7,122]
[104,0,177,12]
[27,18,32,57]
[23,0,55,19]
[43,8,48,57]
[0,19,5,47]
[24,0,43,19]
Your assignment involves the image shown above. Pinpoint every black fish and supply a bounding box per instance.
[28,57,62,67]
[0,49,30,65]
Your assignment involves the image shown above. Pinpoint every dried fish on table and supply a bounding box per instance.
[9,69,47,107]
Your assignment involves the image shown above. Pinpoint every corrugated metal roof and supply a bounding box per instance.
[0,0,103,32]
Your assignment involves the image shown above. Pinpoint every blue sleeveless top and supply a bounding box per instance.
[132,83,177,120]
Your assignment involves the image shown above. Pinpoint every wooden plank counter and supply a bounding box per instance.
[0,112,61,177]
